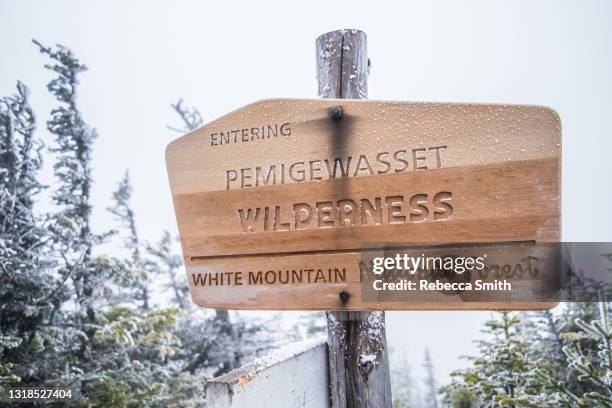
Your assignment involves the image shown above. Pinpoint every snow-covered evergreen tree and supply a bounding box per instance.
[146,230,187,310]
[22,41,188,405]
[34,39,101,334]
[542,293,612,407]
[0,81,43,268]
[390,347,419,408]
[447,313,540,407]
[0,81,57,385]
[109,171,152,310]
[423,348,440,408]
[0,36,326,406]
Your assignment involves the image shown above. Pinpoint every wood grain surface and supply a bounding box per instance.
[165,98,561,310]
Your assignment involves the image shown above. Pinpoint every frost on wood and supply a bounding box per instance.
[250,336,326,374]
[317,29,391,407]
[366,311,385,351]
[326,311,346,344]
[357,311,386,377]
[316,29,368,99]
[328,311,387,375]
[359,354,377,366]
[206,338,330,408]
[325,310,391,405]
[216,336,327,390]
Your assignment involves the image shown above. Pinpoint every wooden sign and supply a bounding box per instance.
[165,99,561,310]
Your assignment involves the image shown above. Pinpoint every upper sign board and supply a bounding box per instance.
[166,99,561,310]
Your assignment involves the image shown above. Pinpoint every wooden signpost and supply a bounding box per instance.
[166,28,561,408]
[165,98,561,311]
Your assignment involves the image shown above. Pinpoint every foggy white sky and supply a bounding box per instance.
[2,0,611,384]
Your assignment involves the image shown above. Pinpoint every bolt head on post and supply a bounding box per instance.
[328,106,343,120]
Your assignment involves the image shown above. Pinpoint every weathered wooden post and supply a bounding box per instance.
[316,29,393,407]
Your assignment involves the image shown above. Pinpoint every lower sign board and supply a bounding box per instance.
[165,99,561,310]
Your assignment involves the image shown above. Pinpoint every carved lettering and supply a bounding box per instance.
[210,122,292,146]
[237,192,454,233]
[225,145,449,190]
